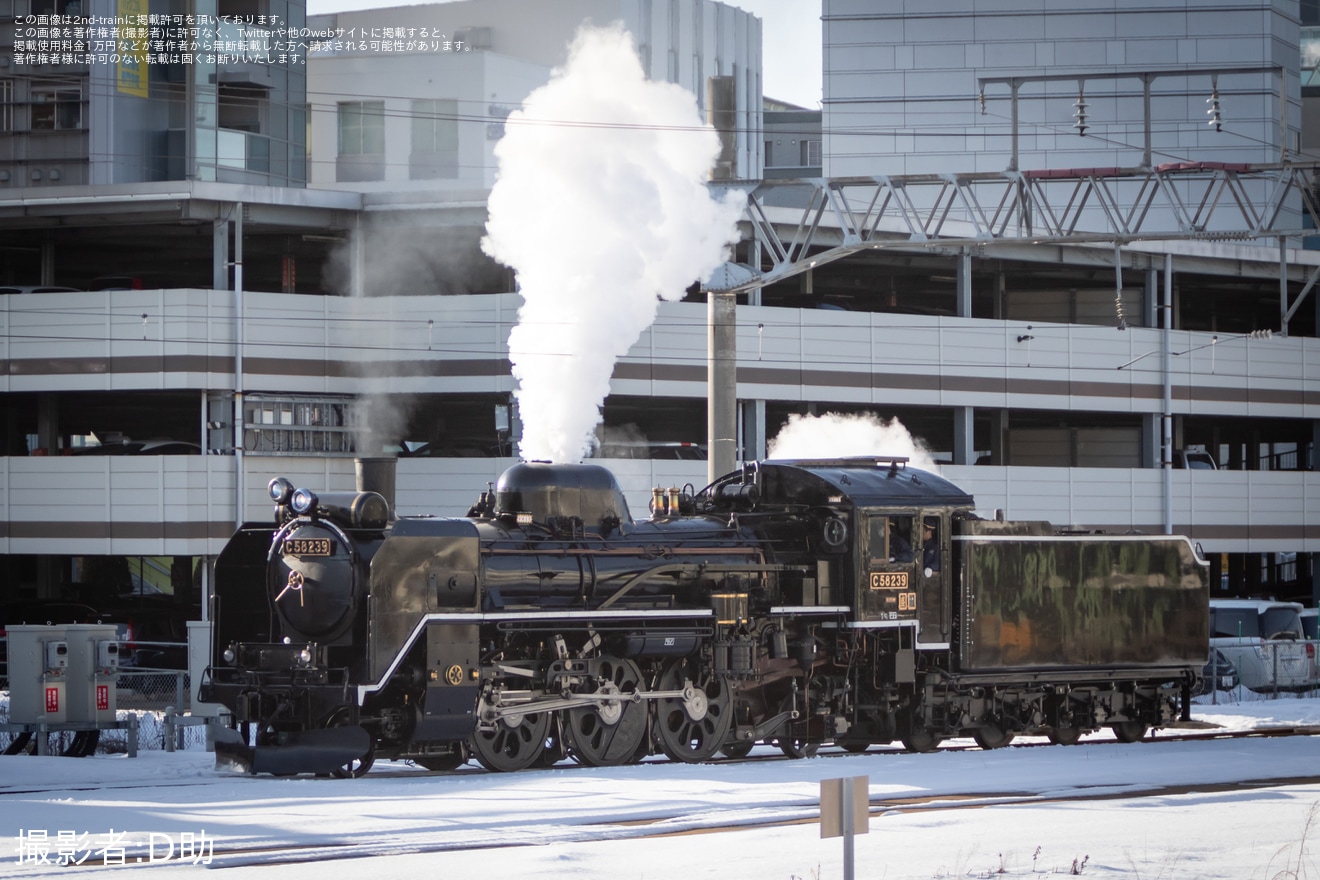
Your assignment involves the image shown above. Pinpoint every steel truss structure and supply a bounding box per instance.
[710,162,1320,293]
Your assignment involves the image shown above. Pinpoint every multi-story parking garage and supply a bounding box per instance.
[0,0,1316,611]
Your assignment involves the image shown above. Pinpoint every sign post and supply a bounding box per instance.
[820,775,869,880]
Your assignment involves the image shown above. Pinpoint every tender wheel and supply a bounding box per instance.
[972,723,1015,751]
[323,709,374,779]
[564,657,649,768]
[840,740,871,754]
[719,740,754,759]
[654,656,732,763]
[470,706,552,772]
[1111,721,1147,744]
[900,728,942,754]
[1047,726,1082,746]
[415,744,468,771]
[778,737,821,759]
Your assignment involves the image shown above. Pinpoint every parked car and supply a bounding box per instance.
[0,285,82,295]
[73,439,201,455]
[1193,648,1240,695]
[102,600,197,670]
[593,441,708,460]
[1209,599,1313,692]
[88,273,188,291]
[1174,448,1218,469]
[1300,607,1319,687]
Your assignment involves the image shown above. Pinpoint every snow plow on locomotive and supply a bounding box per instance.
[200,457,1209,776]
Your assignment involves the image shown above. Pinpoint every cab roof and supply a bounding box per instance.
[736,458,976,509]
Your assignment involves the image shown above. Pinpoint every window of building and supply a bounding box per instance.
[411,98,457,152]
[337,100,384,155]
[410,98,458,179]
[0,80,12,133]
[30,83,82,130]
[242,394,358,455]
[801,139,821,166]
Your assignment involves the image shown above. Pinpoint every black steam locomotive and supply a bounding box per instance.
[201,457,1209,776]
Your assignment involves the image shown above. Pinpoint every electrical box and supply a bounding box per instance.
[7,625,69,724]
[188,620,226,718]
[64,624,120,723]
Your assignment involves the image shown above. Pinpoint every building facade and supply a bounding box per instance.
[0,0,1314,616]
[0,0,308,190]
[305,0,764,192]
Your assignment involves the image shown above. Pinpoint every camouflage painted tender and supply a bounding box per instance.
[957,520,1209,671]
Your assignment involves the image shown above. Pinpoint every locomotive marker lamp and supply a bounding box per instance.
[291,488,318,516]
[268,477,295,506]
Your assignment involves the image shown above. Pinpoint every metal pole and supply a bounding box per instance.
[1279,68,1288,163]
[1142,74,1152,169]
[707,290,737,484]
[1280,236,1290,338]
[842,776,855,880]
[1009,80,1020,172]
[233,204,245,528]
[1163,254,1173,535]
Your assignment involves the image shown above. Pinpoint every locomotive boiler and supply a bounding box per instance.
[201,457,1209,776]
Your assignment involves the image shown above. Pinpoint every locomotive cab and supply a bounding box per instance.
[859,509,952,644]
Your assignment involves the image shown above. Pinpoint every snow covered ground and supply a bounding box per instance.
[0,697,1318,879]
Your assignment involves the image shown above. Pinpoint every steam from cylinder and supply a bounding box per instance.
[482,24,743,464]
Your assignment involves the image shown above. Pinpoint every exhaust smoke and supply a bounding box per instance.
[482,23,743,464]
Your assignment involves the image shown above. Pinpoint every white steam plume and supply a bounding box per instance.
[482,24,743,463]
[767,413,939,471]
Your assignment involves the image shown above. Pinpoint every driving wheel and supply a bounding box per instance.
[653,656,732,763]
[470,703,551,772]
[564,656,648,767]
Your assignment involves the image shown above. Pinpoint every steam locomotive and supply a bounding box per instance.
[201,457,1209,777]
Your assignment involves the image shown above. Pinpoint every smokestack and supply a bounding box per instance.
[355,456,397,516]
[706,75,736,181]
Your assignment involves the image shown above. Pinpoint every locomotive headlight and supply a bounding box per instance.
[268,477,295,505]
[222,647,236,664]
[290,488,318,515]
[297,648,313,666]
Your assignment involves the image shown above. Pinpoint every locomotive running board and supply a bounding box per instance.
[213,725,372,776]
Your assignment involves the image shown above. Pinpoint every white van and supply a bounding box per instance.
[1300,608,1320,687]
[1209,599,1313,692]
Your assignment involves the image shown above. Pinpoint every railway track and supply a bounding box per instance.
[4,722,1314,872]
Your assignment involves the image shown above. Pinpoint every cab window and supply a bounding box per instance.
[869,515,914,566]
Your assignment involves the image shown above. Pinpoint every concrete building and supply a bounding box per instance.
[0,0,1315,616]
[823,0,1301,177]
[0,0,308,189]
[305,0,764,192]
